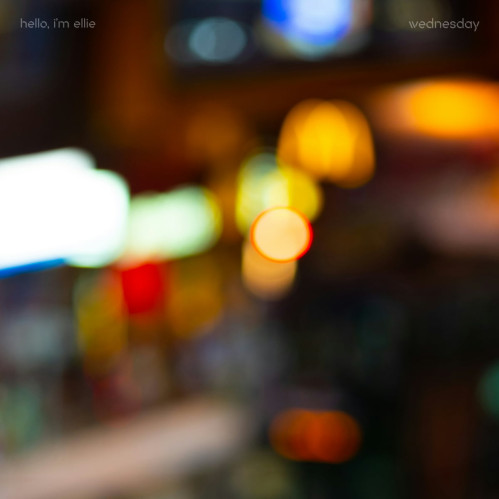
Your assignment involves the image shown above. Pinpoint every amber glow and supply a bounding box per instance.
[409,81,499,139]
[250,207,313,262]
[371,79,499,140]
[242,240,297,300]
[270,409,362,463]
[185,104,249,164]
[278,99,375,188]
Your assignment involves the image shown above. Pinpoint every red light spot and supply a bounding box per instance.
[119,263,165,316]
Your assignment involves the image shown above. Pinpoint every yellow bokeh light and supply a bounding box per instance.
[242,240,297,300]
[75,270,127,376]
[276,165,323,220]
[236,152,323,234]
[278,99,375,188]
[250,207,312,262]
[166,254,224,339]
[371,79,499,140]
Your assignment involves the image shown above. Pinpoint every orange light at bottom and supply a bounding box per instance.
[270,409,362,463]
[250,207,313,262]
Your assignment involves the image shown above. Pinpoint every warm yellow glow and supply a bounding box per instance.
[242,241,297,300]
[75,271,127,376]
[299,103,354,181]
[371,79,499,140]
[250,207,312,262]
[275,165,323,220]
[166,254,224,338]
[279,100,334,179]
[334,101,376,188]
[278,99,375,188]
[236,152,323,234]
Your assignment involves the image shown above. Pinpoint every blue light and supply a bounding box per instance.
[0,259,65,279]
[263,0,353,48]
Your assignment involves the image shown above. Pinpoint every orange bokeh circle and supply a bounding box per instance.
[250,207,313,263]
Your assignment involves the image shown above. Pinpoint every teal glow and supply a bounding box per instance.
[478,362,499,418]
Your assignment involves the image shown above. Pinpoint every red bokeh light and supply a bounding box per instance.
[119,263,166,316]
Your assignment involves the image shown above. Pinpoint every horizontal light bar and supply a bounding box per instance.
[123,186,222,263]
[0,149,129,274]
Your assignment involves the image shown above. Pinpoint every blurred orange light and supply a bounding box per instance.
[278,99,375,188]
[409,81,499,139]
[270,409,312,460]
[270,409,362,463]
[250,207,313,262]
[371,79,499,140]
